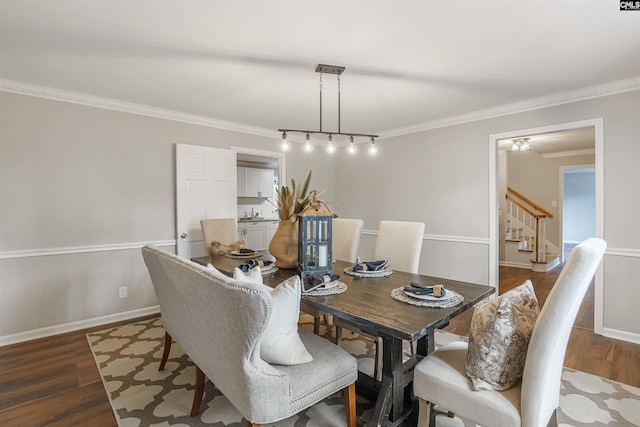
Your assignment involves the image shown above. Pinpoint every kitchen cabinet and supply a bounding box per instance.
[265,220,279,248]
[239,221,267,250]
[237,167,274,198]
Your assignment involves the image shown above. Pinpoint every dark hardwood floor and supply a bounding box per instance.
[1,266,638,426]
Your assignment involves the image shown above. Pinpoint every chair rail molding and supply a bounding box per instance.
[0,240,176,260]
[361,229,490,245]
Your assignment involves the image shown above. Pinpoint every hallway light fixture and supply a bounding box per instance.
[511,137,530,152]
[278,64,379,155]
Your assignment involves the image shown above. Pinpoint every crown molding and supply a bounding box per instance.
[0,78,278,139]
[542,148,596,159]
[2,76,639,141]
[379,76,640,139]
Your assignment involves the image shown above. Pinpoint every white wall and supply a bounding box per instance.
[2,88,639,345]
[334,90,640,343]
[0,91,334,343]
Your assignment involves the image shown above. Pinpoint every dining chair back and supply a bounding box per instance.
[373,220,425,273]
[332,218,364,262]
[413,237,607,427]
[200,218,239,251]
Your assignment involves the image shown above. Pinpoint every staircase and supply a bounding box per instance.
[503,187,560,272]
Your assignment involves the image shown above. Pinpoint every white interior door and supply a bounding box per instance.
[176,144,237,259]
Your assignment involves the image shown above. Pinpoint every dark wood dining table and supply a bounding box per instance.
[192,252,494,427]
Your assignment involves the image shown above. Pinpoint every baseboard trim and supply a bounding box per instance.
[499,261,531,269]
[602,327,640,346]
[0,305,160,347]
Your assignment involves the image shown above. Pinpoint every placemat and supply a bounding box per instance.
[225,253,262,259]
[302,281,347,296]
[261,266,279,275]
[344,267,394,278]
[390,286,464,308]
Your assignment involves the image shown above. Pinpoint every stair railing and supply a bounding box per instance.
[505,187,553,263]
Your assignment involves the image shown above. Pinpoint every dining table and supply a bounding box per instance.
[192,252,494,427]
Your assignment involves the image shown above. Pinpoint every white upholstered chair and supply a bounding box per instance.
[302,218,364,334]
[413,237,606,427]
[335,220,425,379]
[373,220,425,274]
[332,218,365,263]
[142,246,358,427]
[200,217,239,251]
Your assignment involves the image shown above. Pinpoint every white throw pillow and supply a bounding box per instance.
[233,270,312,365]
[466,279,540,391]
[232,266,263,285]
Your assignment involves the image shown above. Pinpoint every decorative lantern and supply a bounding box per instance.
[298,198,333,281]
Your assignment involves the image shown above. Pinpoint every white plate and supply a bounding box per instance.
[403,289,453,301]
[349,267,389,275]
[230,250,257,256]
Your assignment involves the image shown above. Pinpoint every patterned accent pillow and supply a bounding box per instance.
[466,279,540,391]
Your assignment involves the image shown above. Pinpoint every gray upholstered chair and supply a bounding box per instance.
[413,237,606,427]
[142,246,358,427]
[301,218,365,334]
[200,217,239,250]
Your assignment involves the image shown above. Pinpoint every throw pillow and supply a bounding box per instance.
[233,266,263,285]
[466,279,540,391]
[233,271,313,366]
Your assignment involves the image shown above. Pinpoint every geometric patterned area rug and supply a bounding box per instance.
[87,315,640,426]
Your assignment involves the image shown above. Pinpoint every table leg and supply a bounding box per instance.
[415,329,434,356]
[367,335,404,427]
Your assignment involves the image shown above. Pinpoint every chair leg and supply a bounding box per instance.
[190,365,206,416]
[344,382,357,427]
[159,332,172,371]
[417,398,435,427]
[335,325,343,345]
[374,338,383,381]
[313,316,320,335]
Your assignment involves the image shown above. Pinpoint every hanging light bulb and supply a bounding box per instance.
[368,137,378,155]
[347,136,357,154]
[326,134,336,154]
[521,138,530,151]
[511,140,520,151]
[303,133,313,152]
[280,131,290,152]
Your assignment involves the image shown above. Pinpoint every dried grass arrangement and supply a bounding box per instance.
[274,170,322,222]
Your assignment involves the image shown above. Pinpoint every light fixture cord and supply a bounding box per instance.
[319,72,323,132]
[338,74,341,134]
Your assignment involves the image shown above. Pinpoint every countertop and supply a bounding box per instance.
[237,217,279,222]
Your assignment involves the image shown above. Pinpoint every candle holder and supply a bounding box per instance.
[298,197,333,282]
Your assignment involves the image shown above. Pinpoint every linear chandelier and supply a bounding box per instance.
[278,64,379,155]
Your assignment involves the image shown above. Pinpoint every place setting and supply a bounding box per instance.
[225,248,262,259]
[302,272,347,296]
[237,258,278,275]
[391,282,464,308]
[344,258,394,278]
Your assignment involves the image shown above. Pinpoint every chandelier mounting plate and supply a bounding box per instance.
[315,64,345,75]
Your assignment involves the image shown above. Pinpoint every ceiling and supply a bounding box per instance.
[498,127,595,155]
[1,1,639,149]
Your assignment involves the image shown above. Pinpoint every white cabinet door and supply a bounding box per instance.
[244,168,259,197]
[237,167,245,197]
[239,221,266,249]
[265,220,279,248]
[258,169,274,198]
[176,144,237,259]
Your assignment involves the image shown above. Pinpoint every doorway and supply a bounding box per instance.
[489,118,605,334]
